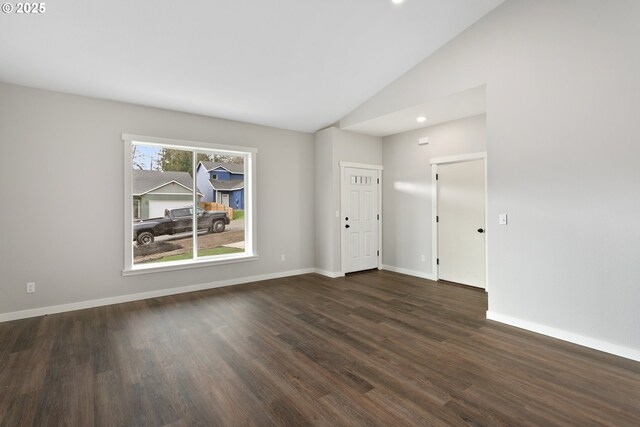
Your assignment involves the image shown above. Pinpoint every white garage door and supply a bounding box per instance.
[148,200,193,218]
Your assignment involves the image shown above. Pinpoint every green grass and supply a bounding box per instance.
[147,246,243,263]
[231,209,244,220]
[232,210,244,221]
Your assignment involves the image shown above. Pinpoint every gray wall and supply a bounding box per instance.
[382,115,486,275]
[0,83,315,315]
[314,128,334,273]
[342,0,640,352]
[313,127,382,274]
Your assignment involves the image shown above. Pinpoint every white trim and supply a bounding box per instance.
[339,161,384,170]
[124,137,257,274]
[313,269,345,278]
[124,254,259,276]
[123,134,258,154]
[136,180,194,196]
[134,192,197,197]
[211,165,244,175]
[210,184,245,191]
[430,152,486,165]
[0,268,315,323]
[246,150,257,257]
[483,156,489,292]
[124,140,133,270]
[431,152,489,290]
[431,165,439,281]
[486,311,640,363]
[381,265,436,281]
[340,164,383,275]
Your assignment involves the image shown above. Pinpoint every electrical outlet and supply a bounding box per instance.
[421,254,426,263]
[26,282,36,293]
[281,254,286,262]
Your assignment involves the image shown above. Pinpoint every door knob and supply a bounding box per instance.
[477,228,485,233]
[345,217,349,221]
[345,224,350,229]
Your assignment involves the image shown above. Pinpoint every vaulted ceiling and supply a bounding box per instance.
[0,0,504,132]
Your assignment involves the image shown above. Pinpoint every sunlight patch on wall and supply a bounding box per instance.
[393,181,431,197]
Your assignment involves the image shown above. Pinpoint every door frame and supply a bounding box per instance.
[430,152,488,291]
[340,161,383,275]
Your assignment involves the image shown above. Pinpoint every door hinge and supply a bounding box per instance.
[436,173,439,180]
[436,216,439,222]
[377,214,380,220]
[377,178,380,184]
[437,258,440,265]
[377,250,380,257]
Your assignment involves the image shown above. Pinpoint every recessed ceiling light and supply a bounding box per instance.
[416,116,426,123]
[392,0,405,4]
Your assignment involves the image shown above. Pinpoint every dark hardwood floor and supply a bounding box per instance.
[1,270,639,426]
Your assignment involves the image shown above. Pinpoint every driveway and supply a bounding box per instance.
[151,219,244,244]
[133,219,245,263]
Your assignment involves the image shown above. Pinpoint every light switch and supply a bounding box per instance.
[499,214,508,225]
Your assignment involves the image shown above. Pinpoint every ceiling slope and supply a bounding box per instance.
[0,0,503,132]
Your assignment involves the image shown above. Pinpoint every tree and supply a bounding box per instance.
[131,145,156,170]
[154,149,245,175]
[158,150,213,175]
[211,154,244,164]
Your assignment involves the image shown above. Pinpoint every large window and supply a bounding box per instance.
[123,134,257,274]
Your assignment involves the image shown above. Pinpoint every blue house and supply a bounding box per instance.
[196,161,245,209]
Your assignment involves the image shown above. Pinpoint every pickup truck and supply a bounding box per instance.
[134,207,230,245]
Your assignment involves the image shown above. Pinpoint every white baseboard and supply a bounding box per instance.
[381,264,436,281]
[486,311,640,362]
[0,268,316,323]
[313,269,344,278]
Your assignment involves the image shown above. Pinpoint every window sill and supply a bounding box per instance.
[122,253,259,276]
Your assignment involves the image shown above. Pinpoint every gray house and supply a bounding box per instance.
[132,170,200,219]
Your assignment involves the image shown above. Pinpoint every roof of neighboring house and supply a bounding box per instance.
[209,179,244,191]
[132,170,194,195]
[200,161,245,174]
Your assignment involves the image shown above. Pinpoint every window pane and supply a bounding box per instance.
[195,152,246,258]
[132,145,195,265]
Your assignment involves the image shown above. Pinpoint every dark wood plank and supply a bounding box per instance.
[0,270,639,426]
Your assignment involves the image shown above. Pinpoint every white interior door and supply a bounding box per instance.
[342,167,379,273]
[437,159,485,288]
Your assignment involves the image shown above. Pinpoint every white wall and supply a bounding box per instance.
[382,115,486,277]
[342,0,640,358]
[0,83,315,316]
[313,127,382,275]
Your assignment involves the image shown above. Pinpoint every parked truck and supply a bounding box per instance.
[134,207,229,245]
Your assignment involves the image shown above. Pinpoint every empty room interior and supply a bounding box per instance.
[1,0,639,425]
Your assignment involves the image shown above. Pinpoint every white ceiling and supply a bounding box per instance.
[0,0,503,133]
[342,85,487,137]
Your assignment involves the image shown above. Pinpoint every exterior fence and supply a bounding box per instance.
[200,202,235,220]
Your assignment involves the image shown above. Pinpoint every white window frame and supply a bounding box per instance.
[122,134,258,276]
